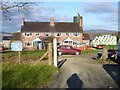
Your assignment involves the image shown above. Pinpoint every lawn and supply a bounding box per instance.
[81,49,102,54]
[104,45,117,50]
[2,50,47,61]
[2,61,59,88]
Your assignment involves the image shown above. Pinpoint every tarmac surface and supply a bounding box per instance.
[50,53,119,88]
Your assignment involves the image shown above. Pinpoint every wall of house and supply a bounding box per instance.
[83,40,90,46]
[22,32,83,50]
[2,40,11,48]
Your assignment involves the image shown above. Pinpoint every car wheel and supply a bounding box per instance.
[75,52,80,55]
[58,52,62,55]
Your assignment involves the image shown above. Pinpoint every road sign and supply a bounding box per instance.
[11,41,22,51]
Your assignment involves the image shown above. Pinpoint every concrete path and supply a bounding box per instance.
[50,53,118,88]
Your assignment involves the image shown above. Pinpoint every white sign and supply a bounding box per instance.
[11,41,22,51]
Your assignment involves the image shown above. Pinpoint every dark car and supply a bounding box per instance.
[96,45,104,49]
[0,46,5,51]
[57,45,81,55]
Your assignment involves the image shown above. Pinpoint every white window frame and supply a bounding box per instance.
[24,41,32,46]
[56,33,62,37]
[43,33,51,37]
[72,33,80,37]
[24,33,32,37]
[35,33,39,36]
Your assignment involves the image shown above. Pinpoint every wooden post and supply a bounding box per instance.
[53,38,57,67]
[48,42,52,65]
[18,51,21,63]
[100,48,108,60]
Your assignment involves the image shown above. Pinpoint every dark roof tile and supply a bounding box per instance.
[12,32,22,41]
[83,33,90,40]
[21,22,83,33]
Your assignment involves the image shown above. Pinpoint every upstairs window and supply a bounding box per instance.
[35,33,39,36]
[56,33,61,36]
[73,33,80,36]
[44,33,51,37]
[25,33,32,36]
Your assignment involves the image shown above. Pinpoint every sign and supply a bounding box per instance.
[11,41,22,51]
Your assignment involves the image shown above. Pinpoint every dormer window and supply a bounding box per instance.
[44,33,51,37]
[56,33,61,37]
[73,33,80,36]
[25,33,32,36]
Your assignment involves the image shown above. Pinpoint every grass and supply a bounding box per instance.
[81,49,102,54]
[104,45,117,50]
[2,50,47,61]
[2,61,59,88]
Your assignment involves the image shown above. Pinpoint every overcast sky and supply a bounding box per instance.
[2,0,119,33]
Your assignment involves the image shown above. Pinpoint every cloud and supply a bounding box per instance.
[82,2,118,14]
[100,15,118,25]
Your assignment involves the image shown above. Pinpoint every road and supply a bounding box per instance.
[50,53,118,88]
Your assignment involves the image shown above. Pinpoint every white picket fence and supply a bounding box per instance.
[91,34,117,47]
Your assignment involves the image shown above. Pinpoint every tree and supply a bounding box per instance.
[0,1,35,20]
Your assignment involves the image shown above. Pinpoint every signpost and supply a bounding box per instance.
[11,41,22,63]
[53,38,57,67]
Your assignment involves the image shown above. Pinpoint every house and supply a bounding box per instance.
[19,14,90,50]
[2,36,12,48]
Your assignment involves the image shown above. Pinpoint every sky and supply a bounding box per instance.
[1,1,119,33]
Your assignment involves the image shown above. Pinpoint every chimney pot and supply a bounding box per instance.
[50,18,54,26]
[21,17,25,26]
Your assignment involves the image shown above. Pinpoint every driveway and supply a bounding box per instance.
[50,53,118,88]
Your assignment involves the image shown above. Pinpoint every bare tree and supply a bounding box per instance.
[0,1,36,20]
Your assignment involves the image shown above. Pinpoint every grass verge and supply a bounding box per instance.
[2,50,47,61]
[81,49,102,54]
[2,61,59,88]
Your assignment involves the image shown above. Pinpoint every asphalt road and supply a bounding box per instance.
[50,53,118,88]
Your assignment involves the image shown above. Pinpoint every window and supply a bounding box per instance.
[44,33,51,36]
[25,33,32,36]
[25,41,32,46]
[56,33,61,36]
[73,33,80,36]
[35,33,39,36]
[64,41,68,43]
[66,33,70,36]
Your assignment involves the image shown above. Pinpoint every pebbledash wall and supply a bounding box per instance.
[20,14,90,50]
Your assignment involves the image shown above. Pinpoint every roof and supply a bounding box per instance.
[12,32,22,41]
[21,22,83,33]
[83,33,90,40]
[3,36,12,40]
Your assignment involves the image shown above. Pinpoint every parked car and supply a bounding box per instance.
[57,45,81,55]
[115,39,120,62]
[0,46,5,51]
[96,45,104,49]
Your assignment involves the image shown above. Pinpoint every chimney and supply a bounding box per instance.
[50,18,54,26]
[79,16,82,27]
[21,17,25,26]
[78,13,82,27]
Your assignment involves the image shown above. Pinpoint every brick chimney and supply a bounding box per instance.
[21,17,25,26]
[79,17,82,27]
[50,18,54,26]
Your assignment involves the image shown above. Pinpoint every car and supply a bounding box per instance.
[0,46,5,51]
[57,45,81,55]
[115,39,120,62]
[96,45,104,49]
